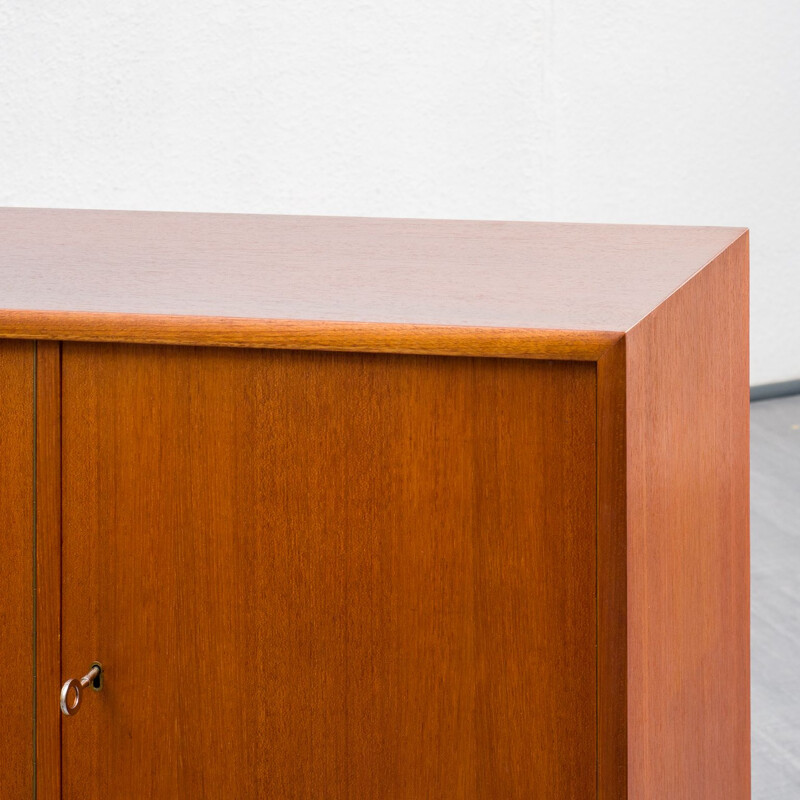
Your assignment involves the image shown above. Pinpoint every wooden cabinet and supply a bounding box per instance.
[1,209,749,798]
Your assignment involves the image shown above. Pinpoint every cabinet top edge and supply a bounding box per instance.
[0,311,621,360]
[0,207,746,355]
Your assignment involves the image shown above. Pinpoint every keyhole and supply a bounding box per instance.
[91,662,104,691]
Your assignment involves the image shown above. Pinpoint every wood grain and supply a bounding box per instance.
[623,232,750,797]
[0,215,750,797]
[35,341,62,800]
[0,208,744,356]
[0,341,34,799]
[596,339,628,799]
[60,344,597,798]
[0,310,618,361]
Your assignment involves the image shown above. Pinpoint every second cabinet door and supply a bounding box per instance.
[61,343,597,798]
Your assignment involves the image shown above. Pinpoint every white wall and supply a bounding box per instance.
[1,1,798,385]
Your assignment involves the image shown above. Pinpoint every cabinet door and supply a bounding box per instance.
[61,343,597,798]
[0,341,34,798]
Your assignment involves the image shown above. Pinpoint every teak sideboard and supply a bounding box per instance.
[0,209,749,799]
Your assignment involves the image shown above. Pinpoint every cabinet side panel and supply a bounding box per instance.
[626,234,750,797]
[0,341,34,798]
[60,346,597,798]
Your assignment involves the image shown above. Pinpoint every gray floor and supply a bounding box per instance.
[752,393,800,796]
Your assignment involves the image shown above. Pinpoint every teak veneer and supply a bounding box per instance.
[0,208,749,799]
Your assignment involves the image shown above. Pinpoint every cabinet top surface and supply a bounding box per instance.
[0,207,745,358]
